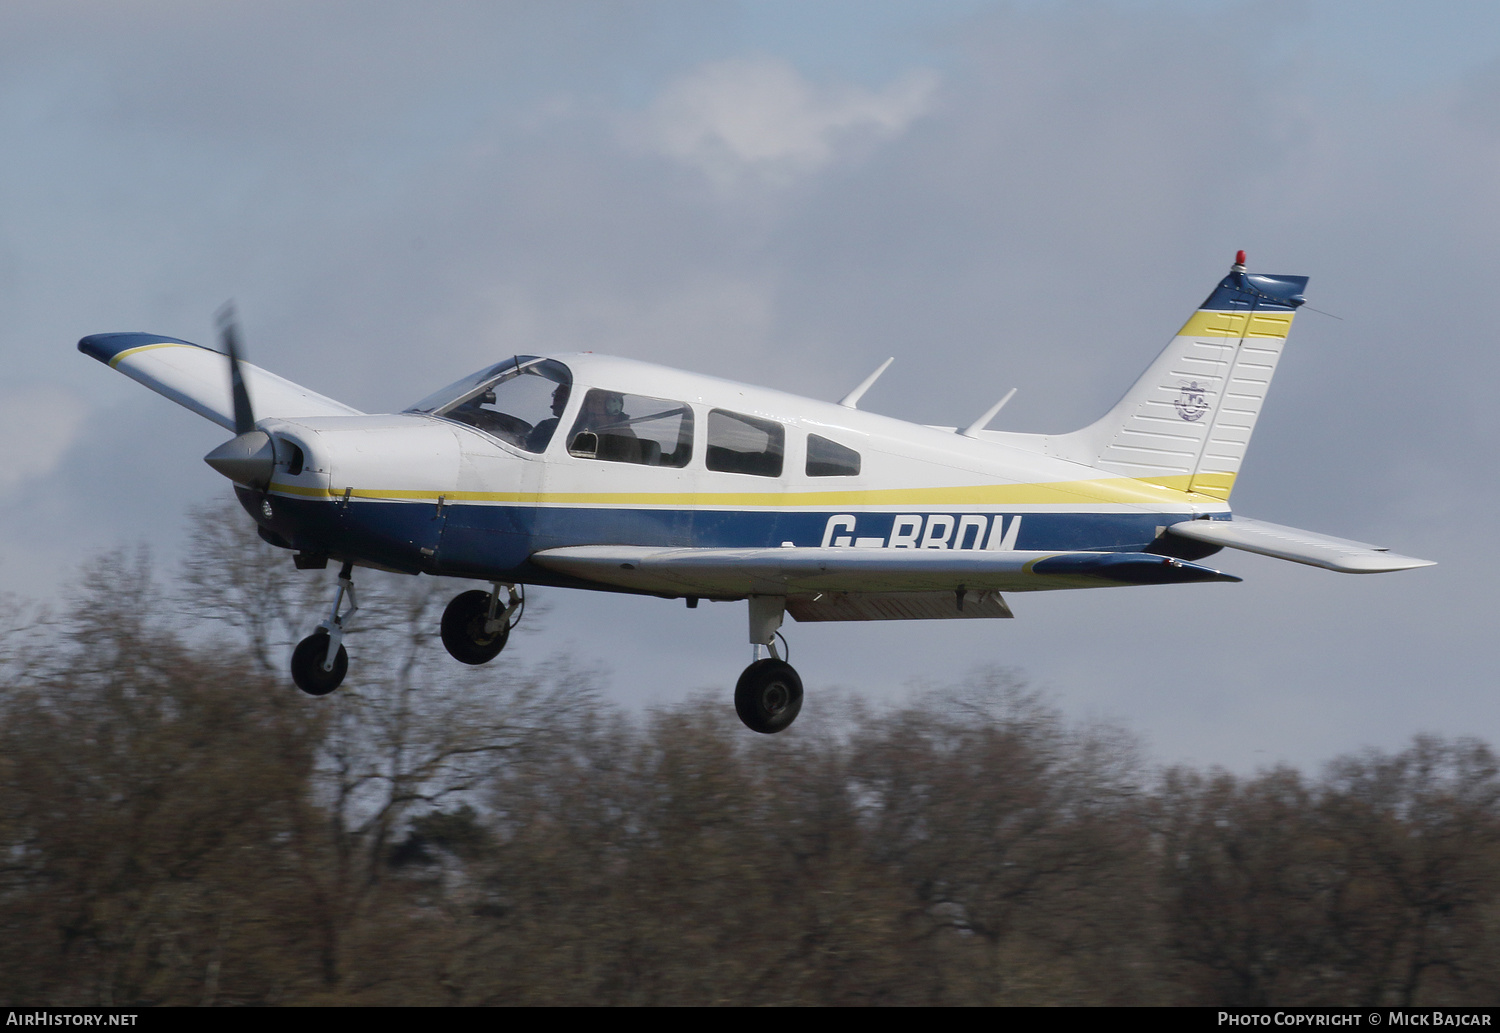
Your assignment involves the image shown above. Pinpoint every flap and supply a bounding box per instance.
[787,591,1014,622]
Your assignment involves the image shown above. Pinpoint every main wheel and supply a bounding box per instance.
[441,589,510,665]
[291,632,348,696]
[734,658,804,734]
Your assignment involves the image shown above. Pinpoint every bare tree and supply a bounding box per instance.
[846,670,1156,1004]
[1319,736,1500,1005]
[176,500,325,672]
[8,517,1500,1006]
[1154,765,1336,1004]
[0,549,331,1005]
[1156,737,1500,1007]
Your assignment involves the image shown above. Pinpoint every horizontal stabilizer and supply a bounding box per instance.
[1165,516,1435,573]
[79,333,362,430]
[531,545,1239,598]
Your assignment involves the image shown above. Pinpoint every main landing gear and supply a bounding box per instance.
[291,561,358,696]
[441,583,523,665]
[735,596,804,734]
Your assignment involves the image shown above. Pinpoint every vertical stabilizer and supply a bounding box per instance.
[1049,254,1307,500]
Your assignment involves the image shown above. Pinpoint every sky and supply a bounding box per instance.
[3,0,1498,772]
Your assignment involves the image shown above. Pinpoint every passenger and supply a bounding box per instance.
[573,391,641,462]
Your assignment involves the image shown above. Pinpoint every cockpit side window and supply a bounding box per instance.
[806,434,861,477]
[407,356,573,454]
[706,409,784,477]
[566,389,693,468]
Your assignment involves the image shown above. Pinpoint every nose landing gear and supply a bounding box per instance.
[735,596,804,734]
[291,561,358,696]
[290,632,347,696]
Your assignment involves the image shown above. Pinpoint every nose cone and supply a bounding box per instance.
[204,430,275,489]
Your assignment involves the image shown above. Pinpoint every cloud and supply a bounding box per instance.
[0,387,87,494]
[463,275,780,375]
[635,56,938,187]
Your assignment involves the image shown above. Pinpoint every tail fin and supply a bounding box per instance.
[1049,254,1307,500]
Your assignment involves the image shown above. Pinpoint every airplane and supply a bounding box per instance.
[79,252,1433,733]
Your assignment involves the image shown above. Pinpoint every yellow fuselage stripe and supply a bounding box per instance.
[268,473,1234,508]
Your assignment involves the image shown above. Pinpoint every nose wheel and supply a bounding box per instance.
[291,561,358,696]
[291,632,348,696]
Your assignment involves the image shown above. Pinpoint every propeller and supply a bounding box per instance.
[219,302,257,436]
[203,303,276,489]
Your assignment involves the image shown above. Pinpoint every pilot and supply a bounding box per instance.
[524,383,571,453]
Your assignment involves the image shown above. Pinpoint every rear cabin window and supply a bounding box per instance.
[706,409,784,478]
[806,434,861,477]
[566,389,693,468]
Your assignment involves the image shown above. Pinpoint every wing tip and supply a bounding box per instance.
[78,332,202,366]
[1337,555,1437,574]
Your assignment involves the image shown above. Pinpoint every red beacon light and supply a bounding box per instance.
[1234,250,1247,268]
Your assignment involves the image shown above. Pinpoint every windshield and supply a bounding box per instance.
[406,356,573,454]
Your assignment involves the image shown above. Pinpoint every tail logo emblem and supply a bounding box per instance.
[1174,381,1209,422]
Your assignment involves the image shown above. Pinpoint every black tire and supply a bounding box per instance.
[441,589,510,665]
[291,632,348,696]
[734,658,804,734]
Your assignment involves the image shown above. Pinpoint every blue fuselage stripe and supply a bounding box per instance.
[244,491,1204,589]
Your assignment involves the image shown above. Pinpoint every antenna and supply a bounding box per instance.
[838,357,894,409]
[959,388,1018,438]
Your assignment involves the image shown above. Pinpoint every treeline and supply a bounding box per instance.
[1,508,1497,1006]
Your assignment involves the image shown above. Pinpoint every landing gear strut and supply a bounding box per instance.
[735,596,804,734]
[441,583,522,665]
[291,561,358,696]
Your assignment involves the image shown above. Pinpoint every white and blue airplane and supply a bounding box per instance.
[80,253,1432,733]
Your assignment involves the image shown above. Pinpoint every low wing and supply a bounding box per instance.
[1165,516,1434,573]
[79,333,362,430]
[531,545,1239,600]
